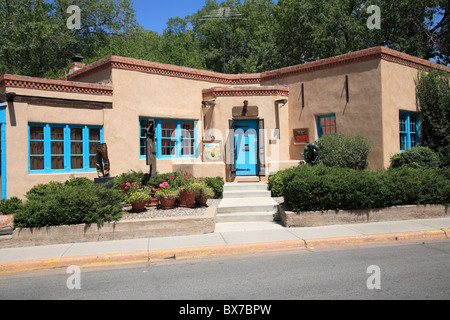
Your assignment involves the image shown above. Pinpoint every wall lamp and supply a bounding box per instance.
[275,99,288,108]
[202,100,216,109]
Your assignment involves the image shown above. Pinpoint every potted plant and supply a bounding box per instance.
[155,187,179,210]
[178,182,198,208]
[196,184,214,207]
[125,183,150,211]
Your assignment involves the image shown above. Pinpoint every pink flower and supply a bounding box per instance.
[200,179,203,183]
[126,182,131,187]
[170,176,174,179]
[159,181,169,188]
[185,177,189,180]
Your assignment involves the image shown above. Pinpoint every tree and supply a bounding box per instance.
[273,0,449,68]
[416,69,450,167]
[0,0,141,78]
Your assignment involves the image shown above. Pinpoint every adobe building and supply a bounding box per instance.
[0,46,448,200]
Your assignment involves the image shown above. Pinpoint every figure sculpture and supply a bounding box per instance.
[96,143,110,177]
[146,121,157,176]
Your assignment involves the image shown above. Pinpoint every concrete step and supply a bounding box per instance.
[223,182,269,193]
[222,190,271,199]
[217,197,278,214]
[216,212,276,223]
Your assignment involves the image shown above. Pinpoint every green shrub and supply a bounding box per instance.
[281,165,449,212]
[389,147,441,169]
[14,182,124,228]
[202,177,224,199]
[269,166,298,197]
[0,197,23,215]
[64,176,95,187]
[315,134,371,170]
[25,181,65,200]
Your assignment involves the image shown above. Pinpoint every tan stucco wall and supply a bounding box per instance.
[262,59,384,169]
[380,60,422,168]
[105,68,219,178]
[4,96,107,199]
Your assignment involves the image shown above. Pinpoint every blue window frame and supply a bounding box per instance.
[28,123,103,174]
[139,118,197,159]
[399,111,420,151]
[317,114,337,138]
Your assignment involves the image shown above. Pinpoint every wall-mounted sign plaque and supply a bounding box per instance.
[293,128,309,145]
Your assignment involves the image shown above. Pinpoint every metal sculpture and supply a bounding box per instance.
[304,143,320,166]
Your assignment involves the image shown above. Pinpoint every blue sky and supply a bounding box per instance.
[133,0,212,34]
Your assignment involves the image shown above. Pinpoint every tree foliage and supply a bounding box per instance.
[0,0,449,78]
[416,69,450,167]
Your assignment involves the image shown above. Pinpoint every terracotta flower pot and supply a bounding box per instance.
[196,196,208,207]
[178,189,197,208]
[159,195,176,210]
[131,201,147,212]
[147,188,160,207]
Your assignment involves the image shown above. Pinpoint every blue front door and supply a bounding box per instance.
[234,120,258,176]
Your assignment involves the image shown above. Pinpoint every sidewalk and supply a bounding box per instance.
[0,217,449,274]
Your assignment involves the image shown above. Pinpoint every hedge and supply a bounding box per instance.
[14,178,124,228]
[390,146,441,169]
[270,165,450,212]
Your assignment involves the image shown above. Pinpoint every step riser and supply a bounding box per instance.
[223,191,271,198]
[223,184,269,192]
[216,213,275,223]
[217,205,278,214]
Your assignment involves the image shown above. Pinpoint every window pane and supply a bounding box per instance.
[30,141,44,155]
[71,156,83,169]
[161,140,175,156]
[161,121,176,138]
[30,126,44,140]
[90,156,97,169]
[51,156,64,170]
[71,128,83,141]
[89,128,100,141]
[71,142,83,155]
[51,127,64,140]
[30,157,44,170]
[140,139,146,156]
[181,140,194,156]
[51,141,64,155]
[89,142,100,155]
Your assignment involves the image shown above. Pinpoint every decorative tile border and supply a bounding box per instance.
[67,47,449,87]
[203,86,289,99]
[4,47,449,96]
[0,74,113,96]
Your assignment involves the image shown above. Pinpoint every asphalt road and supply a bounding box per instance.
[1,242,449,302]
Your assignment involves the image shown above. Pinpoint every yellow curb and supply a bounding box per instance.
[0,251,149,274]
[305,229,449,248]
[148,240,307,262]
[0,229,448,274]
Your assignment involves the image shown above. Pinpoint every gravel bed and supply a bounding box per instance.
[121,197,285,221]
[121,199,222,220]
